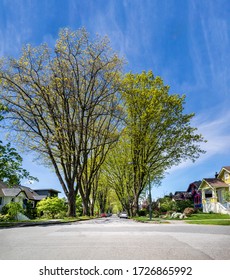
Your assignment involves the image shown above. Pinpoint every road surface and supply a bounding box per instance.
[1,215,230,259]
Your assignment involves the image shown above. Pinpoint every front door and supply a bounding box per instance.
[217,189,223,203]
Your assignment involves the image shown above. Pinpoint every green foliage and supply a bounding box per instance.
[36,197,67,219]
[0,140,38,186]
[102,133,134,215]
[159,198,177,212]
[0,213,11,222]
[119,71,206,214]
[24,200,37,219]
[0,27,124,217]
[1,202,23,220]
[0,103,8,122]
[175,200,194,212]
[0,104,37,186]
[76,194,83,216]
[138,209,147,216]
[223,190,230,202]
[0,31,206,217]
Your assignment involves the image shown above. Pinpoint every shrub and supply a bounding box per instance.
[183,207,195,216]
[138,209,147,216]
[0,213,10,221]
[175,200,194,212]
[159,199,177,212]
[24,200,37,219]
[1,202,23,220]
[36,197,68,219]
[223,191,230,202]
[152,210,160,218]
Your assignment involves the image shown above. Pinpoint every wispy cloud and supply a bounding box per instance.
[167,105,230,175]
[0,0,34,56]
[187,1,230,100]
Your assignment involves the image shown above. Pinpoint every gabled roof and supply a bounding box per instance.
[1,188,22,197]
[218,166,230,179]
[19,186,46,201]
[199,178,229,190]
[187,181,202,192]
[0,186,29,199]
[0,182,46,201]
[173,191,192,200]
[222,166,230,172]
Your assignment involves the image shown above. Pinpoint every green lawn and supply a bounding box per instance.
[184,213,230,225]
[132,216,168,223]
[185,213,230,220]
[133,213,230,225]
[186,219,230,225]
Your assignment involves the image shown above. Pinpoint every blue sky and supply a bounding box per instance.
[0,0,230,200]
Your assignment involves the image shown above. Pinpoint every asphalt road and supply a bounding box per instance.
[1,215,230,260]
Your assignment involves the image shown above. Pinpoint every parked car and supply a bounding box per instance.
[119,212,128,219]
[100,213,107,217]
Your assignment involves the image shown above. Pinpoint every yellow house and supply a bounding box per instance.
[199,166,230,214]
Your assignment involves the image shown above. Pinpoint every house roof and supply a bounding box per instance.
[217,166,230,179]
[0,182,47,201]
[222,166,230,172]
[187,181,202,192]
[199,178,229,190]
[173,191,192,200]
[1,188,22,197]
[33,189,61,194]
[19,186,46,201]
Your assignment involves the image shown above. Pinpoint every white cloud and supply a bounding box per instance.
[167,106,230,175]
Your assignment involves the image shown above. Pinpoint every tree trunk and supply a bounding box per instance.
[132,195,139,216]
[82,197,90,216]
[90,201,94,217]
[67,189,76,217]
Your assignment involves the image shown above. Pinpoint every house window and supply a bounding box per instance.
[224,172,229,180]
[0,197,2,205]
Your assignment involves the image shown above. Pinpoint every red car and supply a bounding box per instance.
[100,213,107,217]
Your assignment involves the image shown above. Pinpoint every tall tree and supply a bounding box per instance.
[103,132,135,216]
[0,140,38,186]
[0,28,123,216]
[121,71,206,215]
[0,104,37,186]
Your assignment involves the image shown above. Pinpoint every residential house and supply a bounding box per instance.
[199,166,230,214]
[0,181,29,211]
[33,189,60,198]
[0,181,60,212]
[172,191,192,201]
[186,181,202,208]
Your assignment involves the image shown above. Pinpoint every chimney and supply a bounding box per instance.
[215,172,218,178]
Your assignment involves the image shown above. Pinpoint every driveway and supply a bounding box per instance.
[1,215,230,259]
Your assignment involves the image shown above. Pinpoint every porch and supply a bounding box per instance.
[201,187,230,214]
[202,199,230,215]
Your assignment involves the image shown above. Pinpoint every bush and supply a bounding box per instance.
[36,197,67,219]
[175,200,194,212]
[1,202,23,220]
[159,199,177,212]
[183,207,195,216]
[152,210,160,218]
[0,213,11,222]
[24,200,37,219]
[138,209,147,216]
[223,191,230,202]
